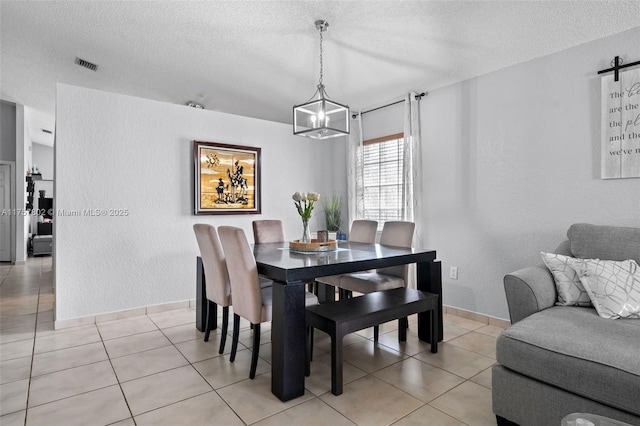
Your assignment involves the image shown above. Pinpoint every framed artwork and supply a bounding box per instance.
[193,141,261,215]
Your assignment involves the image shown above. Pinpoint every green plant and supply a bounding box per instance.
[322,195,342,232]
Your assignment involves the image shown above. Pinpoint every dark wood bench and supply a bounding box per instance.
[305,287,439,395]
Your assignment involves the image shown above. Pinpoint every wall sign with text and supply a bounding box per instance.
[601,68,640,179]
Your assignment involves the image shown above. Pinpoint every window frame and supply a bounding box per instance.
[361,132,404,228]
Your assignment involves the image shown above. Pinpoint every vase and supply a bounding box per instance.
[300,219,311,243]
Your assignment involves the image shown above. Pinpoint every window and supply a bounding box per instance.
[362,133,404,228]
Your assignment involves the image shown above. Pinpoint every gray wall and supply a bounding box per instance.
[1,101,17,162]
[420,26,640,320]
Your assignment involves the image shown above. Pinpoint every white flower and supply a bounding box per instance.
[307,192,320,201]
[301,193,308,201]
[292,192,303,202]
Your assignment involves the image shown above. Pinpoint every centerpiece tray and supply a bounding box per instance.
[289,239,338,252]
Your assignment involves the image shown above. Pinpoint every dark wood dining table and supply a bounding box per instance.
[196,241,442,402]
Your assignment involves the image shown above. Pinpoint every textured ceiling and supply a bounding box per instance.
[2,1,640,147]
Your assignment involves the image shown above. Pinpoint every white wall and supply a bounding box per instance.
[55,84,343,321]
[362,101,404,140]
[17,105,29,262]
[421,26,640,319]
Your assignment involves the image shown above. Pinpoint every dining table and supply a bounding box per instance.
[196,240,442,402]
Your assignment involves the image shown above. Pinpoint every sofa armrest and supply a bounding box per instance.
[504,264,557,324]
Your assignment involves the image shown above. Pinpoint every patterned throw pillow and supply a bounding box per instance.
[571,258,640,319]
[541,252,591,306]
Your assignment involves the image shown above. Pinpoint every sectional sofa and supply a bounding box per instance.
[492,223,640,426]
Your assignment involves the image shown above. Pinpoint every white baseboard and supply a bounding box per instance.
[444,305,510,328]
[54,299,193,330]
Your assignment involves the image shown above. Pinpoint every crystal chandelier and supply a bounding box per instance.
[293,20,350,139]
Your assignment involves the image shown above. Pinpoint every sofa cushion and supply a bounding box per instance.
[496,307,640,416]
[568,223,640,263]
[541,252,591,307]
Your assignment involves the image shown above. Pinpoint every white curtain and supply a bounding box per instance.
[347,112,364,229]
[403,92,423,288]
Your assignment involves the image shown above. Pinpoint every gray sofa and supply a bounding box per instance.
[492,223,640,426]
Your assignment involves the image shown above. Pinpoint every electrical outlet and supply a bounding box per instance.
[449,266,458,280]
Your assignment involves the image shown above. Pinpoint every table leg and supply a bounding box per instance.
[271,280,306,401]
[416,260,443,342]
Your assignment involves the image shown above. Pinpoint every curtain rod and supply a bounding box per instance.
[352,92,426,119]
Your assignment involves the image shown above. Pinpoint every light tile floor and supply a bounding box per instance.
[1,257,503,425]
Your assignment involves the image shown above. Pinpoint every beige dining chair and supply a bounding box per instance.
[252,220,287,289]
[192,224,231,354]
[314,219,378,296]
[336,221,415,340]
[218,226,318,379]
[252,220,285,244]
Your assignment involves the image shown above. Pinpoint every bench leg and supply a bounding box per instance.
[331,334,344,396]
[398,317,408,341]
[430,308,438,354]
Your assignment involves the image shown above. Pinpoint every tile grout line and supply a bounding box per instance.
[148,318,248,424]
[95,322,138,426]
[22,260,43,426]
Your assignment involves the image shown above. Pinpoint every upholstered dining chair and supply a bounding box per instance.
[314,220,378,297]
[252,220,287,289]
[336,221,415,340]
[193,224,231,354]
[252,220,285,244]
[218,226,318,379]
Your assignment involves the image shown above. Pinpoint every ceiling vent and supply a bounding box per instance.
[186,101,204,109]
[75,57,98,71]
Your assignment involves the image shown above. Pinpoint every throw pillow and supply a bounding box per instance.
[541,252,591,306]
[570,258,640,319]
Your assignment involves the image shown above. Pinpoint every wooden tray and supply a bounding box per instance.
[289,239,338,252]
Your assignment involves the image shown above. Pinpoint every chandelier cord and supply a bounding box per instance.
[319,29,324,87]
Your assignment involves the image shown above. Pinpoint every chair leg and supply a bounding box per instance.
[309,328,314,361]
[204,300,216,342]
[373,325,379,342]
[230,314,240,363]
[218,306,229,354]
[249,323,261,379]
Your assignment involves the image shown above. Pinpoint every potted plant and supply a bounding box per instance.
[322,195,342,238]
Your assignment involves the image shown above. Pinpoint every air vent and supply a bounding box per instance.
[41,129,52,134]
[186,101,204,109]
[75,57,98,71]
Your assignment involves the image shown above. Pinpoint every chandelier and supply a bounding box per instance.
[293,20,350,139]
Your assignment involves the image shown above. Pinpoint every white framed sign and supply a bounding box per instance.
[601,68,640,179]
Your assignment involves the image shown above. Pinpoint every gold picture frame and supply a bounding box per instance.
[193,141,261,215]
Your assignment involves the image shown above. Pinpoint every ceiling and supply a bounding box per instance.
[2,1,640,147]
